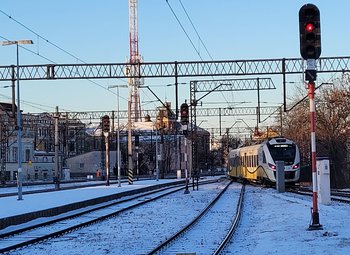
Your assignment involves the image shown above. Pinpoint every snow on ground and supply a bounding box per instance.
[1,179,350,255]
[0,180,107,195]
[228,186,350,255]
[0,179,176,218]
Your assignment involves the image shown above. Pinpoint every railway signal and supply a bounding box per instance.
[180,101,190,194]
[299,3,321,60]
[299,4,322,231]
[180,102,189,125]
[101,115,110,186]
[102,115,110,134]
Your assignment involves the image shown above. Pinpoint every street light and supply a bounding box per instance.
[153,121,159,182]
[108,85,128,187]
[2,39,33,200]
[237,118,255,134]
[165,82,186,119]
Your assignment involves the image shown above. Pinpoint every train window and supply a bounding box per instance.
[268,144,296,165]
[230,156,240,167]
[262,151,266,163]
[256,155,258,166]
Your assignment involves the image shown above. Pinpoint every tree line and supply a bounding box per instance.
[281,74,350,188]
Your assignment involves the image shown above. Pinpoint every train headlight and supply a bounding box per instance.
[268,163,276,170]
[293,163,300,169]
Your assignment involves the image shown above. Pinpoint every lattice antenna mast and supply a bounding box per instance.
[128,0,142,122]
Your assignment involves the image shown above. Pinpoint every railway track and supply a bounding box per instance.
[0,179,219,253]
[0,178,150,197]
[147,181,245,255]
[290,187,350,204]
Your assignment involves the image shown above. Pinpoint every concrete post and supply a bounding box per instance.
[276,161,285,193]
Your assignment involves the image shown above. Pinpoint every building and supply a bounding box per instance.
[0,101,211,182]
[0,104,86,182]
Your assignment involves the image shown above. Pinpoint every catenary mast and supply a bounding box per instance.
[128,0,142,122]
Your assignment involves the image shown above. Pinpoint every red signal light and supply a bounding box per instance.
[180,102,189,125]
[306,23,314,32]
[299,4,321,60]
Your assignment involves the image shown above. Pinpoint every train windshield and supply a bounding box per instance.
[268,144,296,165]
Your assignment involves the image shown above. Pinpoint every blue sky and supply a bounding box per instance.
[0,1,349,129]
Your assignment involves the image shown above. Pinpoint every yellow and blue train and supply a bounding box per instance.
[228,137,300,184]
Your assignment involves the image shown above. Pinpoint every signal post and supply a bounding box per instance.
[102,115,110,186]
[180,102,190,194]
[299,3,322,230]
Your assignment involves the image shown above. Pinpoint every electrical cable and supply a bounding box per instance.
[165,0,203,61]
[0,9,87,64]
[0,92,71,112]
[178,0,213,61]
[166,0,232,109]
[0,9,128,108]
[178,0,236,108]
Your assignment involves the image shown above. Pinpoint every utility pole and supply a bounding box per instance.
[127,100,133,184]
[155,127,159,181]
[159,113,164,179]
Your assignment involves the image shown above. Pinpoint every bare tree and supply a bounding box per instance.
[281,76,350,188]
[316,81,350,187]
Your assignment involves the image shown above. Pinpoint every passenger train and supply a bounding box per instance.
[228,137,300,184]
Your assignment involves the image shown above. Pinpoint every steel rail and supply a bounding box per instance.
[0,179,218,253]
[213,183,246,255]
[147,181,235,255]
[289,188,350,204]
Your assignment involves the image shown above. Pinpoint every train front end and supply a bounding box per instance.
[264,137,300,183]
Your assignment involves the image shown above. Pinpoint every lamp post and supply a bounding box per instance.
[1,40,33,200]
[237,118,255,140]
[108,85,128,187]
[155,127,159,181]
[165,82,186,119]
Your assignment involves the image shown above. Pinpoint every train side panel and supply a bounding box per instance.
[228,144,261,182]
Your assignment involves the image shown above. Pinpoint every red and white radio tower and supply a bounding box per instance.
[128,0,143,122]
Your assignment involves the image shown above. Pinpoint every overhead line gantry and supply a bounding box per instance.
[1,57,349,81]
